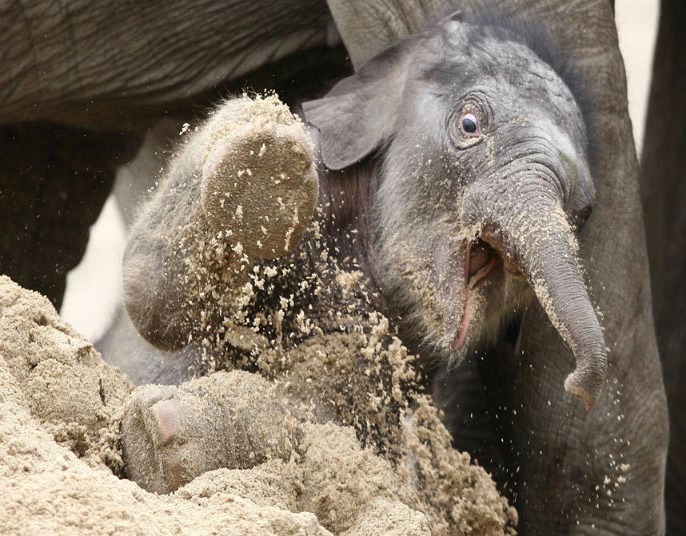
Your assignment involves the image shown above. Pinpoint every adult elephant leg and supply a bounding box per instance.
[640,0,686,533]
[498,2,667,534]
[327,0,667,534]
[457,2,670,534]
[0,123,141,308]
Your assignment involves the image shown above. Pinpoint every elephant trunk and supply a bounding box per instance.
[464,178,607,410]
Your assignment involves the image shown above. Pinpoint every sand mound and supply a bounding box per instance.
[0,333,326,535]
[0,275,513,534]
[0,276,426,535]
[0,274,131,471]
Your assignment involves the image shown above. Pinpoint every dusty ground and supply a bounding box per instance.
[0,276,515,535]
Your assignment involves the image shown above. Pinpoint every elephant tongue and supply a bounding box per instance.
[467,240,498,288]
[454,295,473,350]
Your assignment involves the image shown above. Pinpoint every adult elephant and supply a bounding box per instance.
[0,1,668,535]
[640,0,686,534]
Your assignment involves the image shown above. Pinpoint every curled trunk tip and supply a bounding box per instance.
[564,350,608,411]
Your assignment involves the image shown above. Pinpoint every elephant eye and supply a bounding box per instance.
[461,112,479,135]
[451,104,487,149]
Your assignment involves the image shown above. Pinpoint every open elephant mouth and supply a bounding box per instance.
[453,238,524,350]
[453,239,502,350]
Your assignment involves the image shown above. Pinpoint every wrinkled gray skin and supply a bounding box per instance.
[0,0,668,534]
[120,5,667,535]
[641,0,686,533]
[304,17,605,409]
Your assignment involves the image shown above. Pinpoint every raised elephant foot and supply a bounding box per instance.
[121,94,319,352]
[200,95,319,259]
[120,370,300,494]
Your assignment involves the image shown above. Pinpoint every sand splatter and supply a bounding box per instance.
[1,268,514,535]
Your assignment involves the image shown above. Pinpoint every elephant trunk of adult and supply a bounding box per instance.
[463,177,608,410]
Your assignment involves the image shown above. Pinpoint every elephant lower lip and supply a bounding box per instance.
[454,293,473,350]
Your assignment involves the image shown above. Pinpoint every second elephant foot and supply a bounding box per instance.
[120,370,299,494]
[200,95,319,259]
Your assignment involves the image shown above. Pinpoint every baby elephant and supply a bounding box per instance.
[121,10,606,523]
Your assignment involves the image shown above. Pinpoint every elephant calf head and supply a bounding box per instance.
[304,12,607,410]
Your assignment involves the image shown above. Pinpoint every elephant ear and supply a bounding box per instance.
[301,40,415,170]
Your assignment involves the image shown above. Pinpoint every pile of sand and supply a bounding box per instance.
[0,275,423,535]
[0,274,514,535]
